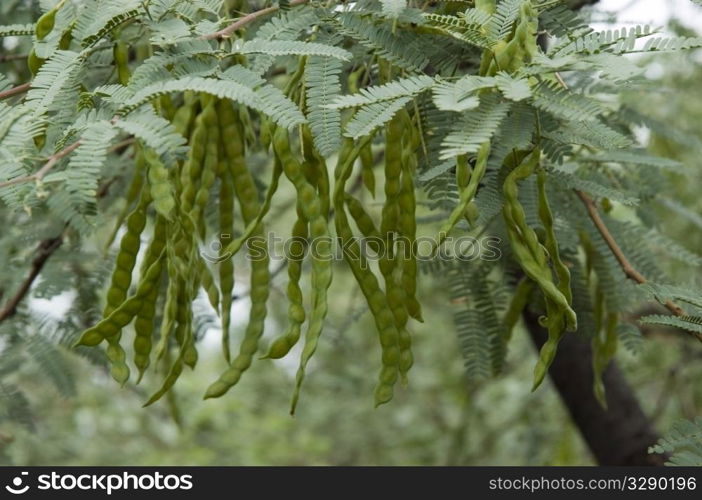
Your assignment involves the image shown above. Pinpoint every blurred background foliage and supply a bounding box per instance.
[0,0,701,465]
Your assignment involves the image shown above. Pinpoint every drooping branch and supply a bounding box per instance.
[0,179,116,324]
[0,236,64,322]
[203,0,310,40]
[575,190,696,338]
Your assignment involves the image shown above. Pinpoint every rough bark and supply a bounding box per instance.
[524,310,666,466]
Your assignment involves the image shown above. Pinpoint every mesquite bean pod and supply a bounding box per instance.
[28,0,63,74]
[204,100,270,399]
[145,150,175,219]
[75,250,165,347]
[191,96,220,236]
[180,97,213,223]
[114,39,130,86]
[262,159,308,360]
[592,311,618,408]
[334,138,400,407]
[272,127,333,414]
[501,150,576,389]
[503,277,534,341]
[218,162,235,362]
[345,193,382,255]
[399,113,422,323]
[101,184,151,384]
[133,216,167,381]
[435,142,491,250]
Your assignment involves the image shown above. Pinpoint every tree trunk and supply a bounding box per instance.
[524,310,666,465]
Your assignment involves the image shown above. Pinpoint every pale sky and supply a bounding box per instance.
[593,0,702,31]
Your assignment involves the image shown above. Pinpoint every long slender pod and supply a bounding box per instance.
[204,100,270,398]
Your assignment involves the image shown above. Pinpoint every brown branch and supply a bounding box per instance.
[553,71,690,332]
[0,140,81,189]
[0,82,30,101]
[202,0,310,40]
[0,54,28,63]
[0,178,115,325]
[575,191,697,337]
[0,236,64,322]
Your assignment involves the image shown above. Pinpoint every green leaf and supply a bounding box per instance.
[0,24,34,37]
[639,315,702,335]
[329,75,434,109]
[439,94,511,159]
[344,96,412,139]
[305,56,342,157]
[119,75,305,129]
[236,40,352,60]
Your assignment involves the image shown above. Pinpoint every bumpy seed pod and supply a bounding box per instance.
[113,40,130,86]
[399,115,422,323]
[501,150,576,390]
[360,143,376,198]
[191,96,220,236]
[154,255,180,362]
[301,125,330,217]
[145,150,175,219]
[272,128,333,414]
[197,257,220,313]
[503,277,534,340]
[381,115,403,265]
[486,2,539,76]
[133,216,167,382]
[180,97,213,224]
[345,193,382,255]
[104,151,146,251]
[100,183,151,384]
[28,1,64,75]
[592,310,618,408]
[204,99,270,399]
[218,162,235,362]
[75,250,165,348]
[537,167,573,305]
[171,94,198,138]
[144,281,192,407]
[334,138,401,407]
[379,116,414,381]
[175,281,198,369]
[262,160,308,360]
[435,141,491,250]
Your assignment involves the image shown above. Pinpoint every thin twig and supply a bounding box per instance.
[0,179,115,325]
[202,0,309,40]
[0,140,81,189]
[576,190,690,323]
[0,54,28,63]
[0,236,64,322]
[0,82,30,101]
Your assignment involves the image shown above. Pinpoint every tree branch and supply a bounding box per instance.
[0,54,28,63]
[575,190,687,319]
[0,179,115,325]
[202,0,310,40]
[0,140,81,189]
[0,236,64,322]
[0,82,30,101]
